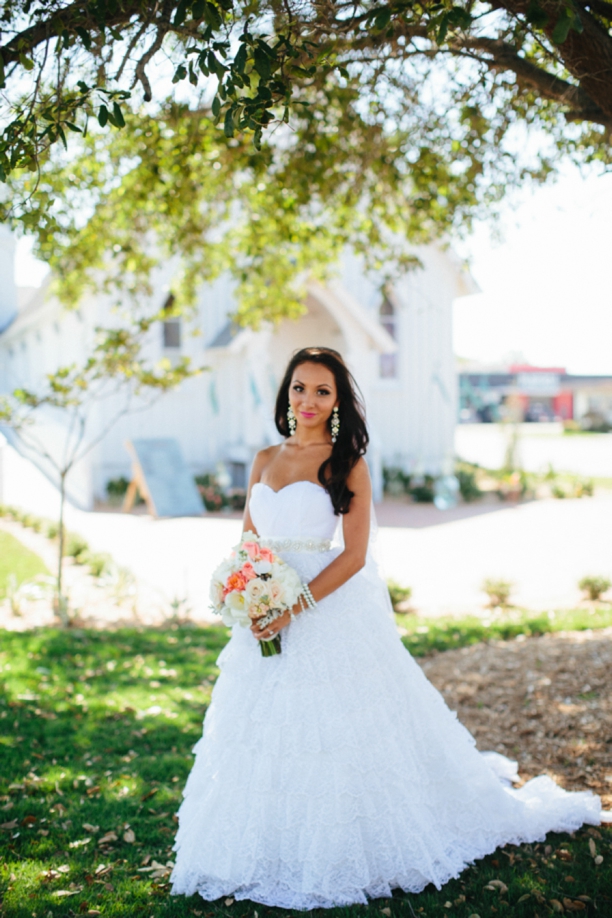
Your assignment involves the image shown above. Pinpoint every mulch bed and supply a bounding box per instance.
[420,627,612,811]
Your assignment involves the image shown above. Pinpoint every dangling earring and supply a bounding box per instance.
[331,406,340,443]
[287,405,297,436]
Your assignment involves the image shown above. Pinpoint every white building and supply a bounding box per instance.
[0,226,475,508]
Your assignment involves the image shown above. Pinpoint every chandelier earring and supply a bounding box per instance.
[287,405,297,436]
[331,406,340,443]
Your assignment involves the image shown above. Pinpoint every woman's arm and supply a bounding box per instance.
[241,446,276,535]
[250,457,371,642]
[306,457,371,603]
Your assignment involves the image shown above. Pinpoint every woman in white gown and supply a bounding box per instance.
[170,347,605,910]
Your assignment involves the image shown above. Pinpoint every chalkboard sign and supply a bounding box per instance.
[124,438,204,518]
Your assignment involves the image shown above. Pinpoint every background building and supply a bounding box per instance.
[0,227,475,508]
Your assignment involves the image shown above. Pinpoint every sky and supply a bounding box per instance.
[14,163,612,377]
[453,166,612,376]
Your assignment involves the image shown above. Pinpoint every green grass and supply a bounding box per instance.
[1,624,610,918]
[397,605,612,657]
[0,530,48,600]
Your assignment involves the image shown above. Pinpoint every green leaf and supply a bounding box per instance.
[97,104,108,127]
[234,43,247,74]
[192,0,205,16]
[551,9,573,44]
[223,106,235,137]
[212,96,221,118]
[64,121,82,133]
[253,48,271,81]
[526,0,549,27]
[19,52,35,71]
[204,1,222,28]
[57,124,68,150]
[374,8,391,30]
[172,64,188,83]
[174,0,190,26]
[75,27,91,50]
[112,102,126,128]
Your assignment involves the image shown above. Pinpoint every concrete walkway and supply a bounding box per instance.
[1,441,611,619]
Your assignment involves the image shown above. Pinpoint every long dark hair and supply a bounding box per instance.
[274,347,369,515]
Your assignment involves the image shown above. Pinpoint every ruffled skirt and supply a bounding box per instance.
[169,549,601,909]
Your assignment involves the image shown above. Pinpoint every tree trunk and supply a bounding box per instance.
[56,472,68,626]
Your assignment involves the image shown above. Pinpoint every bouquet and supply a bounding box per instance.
[209,531,303,656]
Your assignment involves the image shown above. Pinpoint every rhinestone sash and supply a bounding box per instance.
[261,536,332,553]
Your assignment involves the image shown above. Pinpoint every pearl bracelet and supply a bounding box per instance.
[301,582,317,610]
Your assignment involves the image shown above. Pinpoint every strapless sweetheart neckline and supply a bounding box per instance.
[253,480,327,496]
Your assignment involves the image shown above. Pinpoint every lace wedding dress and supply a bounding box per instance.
[170,480,604,909]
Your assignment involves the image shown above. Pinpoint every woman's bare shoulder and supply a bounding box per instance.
[347,456,371,492]
[251,444,282,478]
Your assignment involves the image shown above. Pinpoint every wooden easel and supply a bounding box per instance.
[122,444,156,515]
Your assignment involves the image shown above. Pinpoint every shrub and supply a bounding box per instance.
[106,476,130,497]
[195,473,228,511]
[482,578,513,607]
[87,553,113,578]
[387,580,413,613]
[383,467,411,496]
[45,521,59,539]
[409,476,435,503]
[456,467,482,502]
[65,532,89,562]
[579,575,611,601]
[227,490,246,511]
[573,478,594,498]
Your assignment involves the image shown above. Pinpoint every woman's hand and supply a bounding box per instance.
[250,601,301,641]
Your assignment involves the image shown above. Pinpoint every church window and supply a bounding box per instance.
[379,296,398,378]
[162,294,181,349]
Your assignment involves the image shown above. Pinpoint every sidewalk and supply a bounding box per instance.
[2,442,611,619]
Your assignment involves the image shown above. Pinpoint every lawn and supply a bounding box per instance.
[0,531,48,600]
[0,624,610,918]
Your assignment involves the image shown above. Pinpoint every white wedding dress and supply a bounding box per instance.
[170,480,604,909]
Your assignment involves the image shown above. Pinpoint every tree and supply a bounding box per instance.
[0,312,199,624]
[1,0,611,324]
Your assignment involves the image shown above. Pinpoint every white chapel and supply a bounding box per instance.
[0,226,475,507]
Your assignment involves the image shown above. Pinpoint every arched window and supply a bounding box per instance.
[379,296,398,378]
[162,294,181,349]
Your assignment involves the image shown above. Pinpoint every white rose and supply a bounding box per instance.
[245,579,266,602]
[209,579,225,608]
[253,560,272,575]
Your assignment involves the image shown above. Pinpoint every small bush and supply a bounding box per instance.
[195,474,228,511]
[579,575,611,601]
[482,577,513,607]
[106,476,130,497]
[65,532,89,561]
[383,467,411,496]
[410,475,435,503]
[456,467,483,502]
[87,552,113,578]
[45,521,59,539]
[227,489,246,511]
[387,580,413,613]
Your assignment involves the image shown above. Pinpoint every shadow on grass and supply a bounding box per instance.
[0,625,610,918]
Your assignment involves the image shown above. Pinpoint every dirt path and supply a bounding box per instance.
[420,627,612,811]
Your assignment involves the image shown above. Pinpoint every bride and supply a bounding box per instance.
[170,346,606,909]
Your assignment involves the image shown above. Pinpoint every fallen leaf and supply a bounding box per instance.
[225,897,235,906]
[83,823,99,833]
[380,909,391,916]
[38,828,49,836]
[556,849,573,862]
[588,838,597,857]
[594,854,603,865]
[123,828,136,843]
[52,887,83,897]
[69,837,91,848]
[21,814,36,825]
[141,788,158,802]
[517,894,531,903]
[86,785,101,796]
[563,899,586,912]
[443,903,452,909]
[0,819,18,829]
[484,879,508,894]
[98,831,118,845]
[550,900,564,913]
[141,854,151,866]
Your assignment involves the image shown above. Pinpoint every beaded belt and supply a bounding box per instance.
[261,536,332,553]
